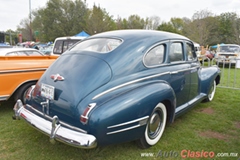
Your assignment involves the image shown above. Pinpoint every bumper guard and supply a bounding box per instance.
[13,100,97,149]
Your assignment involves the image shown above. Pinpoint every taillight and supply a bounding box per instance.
[25,85,35,100]
[80,103,96,125]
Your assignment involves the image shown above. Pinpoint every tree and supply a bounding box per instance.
[144,16,161,30]
[85,4,116,35]
[31,0,88,42]
[13,2,240,45]
[115,17,128,30]
[218,12,240,44]
[157,18,183,34]
[17,18,32,41]
[127,15,145,29]
[183,9,214,46]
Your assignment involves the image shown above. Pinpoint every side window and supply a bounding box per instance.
[186,43,196,61]
[144,44,165,66]
[169,42,183,62]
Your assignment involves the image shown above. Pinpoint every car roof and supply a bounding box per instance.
[90,29,189,41]
[0,48,43,56]
[54,36,86,41]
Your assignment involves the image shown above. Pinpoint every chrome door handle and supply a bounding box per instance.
[170,71,179,74]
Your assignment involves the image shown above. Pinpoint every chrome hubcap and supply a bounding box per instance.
[208,82,215,99]
[148,111,162,139]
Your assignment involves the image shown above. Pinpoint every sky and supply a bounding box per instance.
[1,0,240,32]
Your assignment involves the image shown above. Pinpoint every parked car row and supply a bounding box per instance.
[8,36,86,56]
[195,43,240,66]
[11,30,221,149]
[0,35,88,103]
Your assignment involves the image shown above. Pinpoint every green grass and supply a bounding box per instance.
[0,88,240,160]
[201,60,240,89]
[219,67,240,89]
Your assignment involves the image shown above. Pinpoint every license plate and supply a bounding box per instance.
[41,83,55,100]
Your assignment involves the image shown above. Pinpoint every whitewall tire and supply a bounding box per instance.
[137,103,167,148]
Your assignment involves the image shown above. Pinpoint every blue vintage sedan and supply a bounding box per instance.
[13,30,221,149]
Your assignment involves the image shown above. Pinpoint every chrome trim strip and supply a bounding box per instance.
[175,93,206,114]
[84,103,96,118]
[107,124,141,135]
[93,66,199,100]
[107,116,149,129]
[107,116,149,135]
[171,66,198,74]
[0,95,9,101]
[0,68,47,74]
[93,72,170,100]
[26,104,87,134]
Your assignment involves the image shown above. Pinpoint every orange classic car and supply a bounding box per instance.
[0,55,58,102]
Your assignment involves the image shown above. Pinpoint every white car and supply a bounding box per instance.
[215,44,240,66]
[52,36,86,55]
[0,48,44,56]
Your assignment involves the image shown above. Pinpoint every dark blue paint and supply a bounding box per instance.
[26,30,221,147]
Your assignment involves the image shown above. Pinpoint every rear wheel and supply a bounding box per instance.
[137,103,167,149]
[14,82,36,104]
[204,80,216,102]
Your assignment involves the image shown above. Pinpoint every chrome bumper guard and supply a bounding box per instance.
[13,100,97,149]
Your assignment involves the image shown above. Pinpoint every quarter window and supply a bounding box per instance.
[144,44,165,66]
[169,43,183,62]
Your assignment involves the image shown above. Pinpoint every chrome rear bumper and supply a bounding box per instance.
[13,100,97,149]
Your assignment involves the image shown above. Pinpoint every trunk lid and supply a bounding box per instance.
[30,54,112,125]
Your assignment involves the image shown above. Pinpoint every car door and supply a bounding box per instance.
[168,41,191,108]
[185,41,200,101]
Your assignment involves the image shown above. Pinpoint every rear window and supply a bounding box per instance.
[70,38,122,53]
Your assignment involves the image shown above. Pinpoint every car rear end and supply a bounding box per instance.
[13,52,113,148]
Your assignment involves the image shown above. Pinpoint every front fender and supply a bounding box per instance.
[199,66,221,94]
[87,81,176,146]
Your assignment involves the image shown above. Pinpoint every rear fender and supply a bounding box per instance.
[199,66,221,94]
[88,81,176,146]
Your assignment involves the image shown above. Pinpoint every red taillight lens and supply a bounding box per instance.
[80,107,90,124]
[80,103,96,125]
[80,116,88,124]
[25,85,35,100]
[20,113,27,119]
